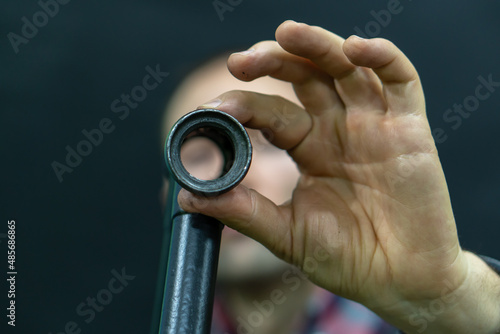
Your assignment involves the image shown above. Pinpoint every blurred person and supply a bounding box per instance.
[162,21,500,333]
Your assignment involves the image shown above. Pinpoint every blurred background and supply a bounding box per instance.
[1,0,499,333]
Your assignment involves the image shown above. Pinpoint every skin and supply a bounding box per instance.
[177,21,500,333]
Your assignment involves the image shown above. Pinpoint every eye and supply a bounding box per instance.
[180,137,224,180]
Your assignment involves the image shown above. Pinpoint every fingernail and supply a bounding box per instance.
[233,48,255,56]
[199,98,222,109]
[351,35,365,40]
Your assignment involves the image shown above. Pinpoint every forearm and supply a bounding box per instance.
[397,251,500,334]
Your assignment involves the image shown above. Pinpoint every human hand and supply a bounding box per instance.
[178,21,500,333]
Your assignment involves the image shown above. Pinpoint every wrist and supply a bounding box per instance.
[394,251,500,334]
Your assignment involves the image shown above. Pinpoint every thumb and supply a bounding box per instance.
[178,185,292,260]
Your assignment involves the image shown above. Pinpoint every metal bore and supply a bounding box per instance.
[165,109,252,197]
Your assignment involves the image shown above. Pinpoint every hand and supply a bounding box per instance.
[178,21,500,333]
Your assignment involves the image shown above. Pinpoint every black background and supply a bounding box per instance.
[1,0,499,333]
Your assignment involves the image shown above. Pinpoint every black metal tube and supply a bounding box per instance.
[155,109,252,334]
[158,195,223,333]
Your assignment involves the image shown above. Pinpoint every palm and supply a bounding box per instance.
[289,106,457,306]
[246,73,462,309]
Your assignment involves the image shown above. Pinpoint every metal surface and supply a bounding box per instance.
[165,109,252,197]
[158,181,223,334]
[155,109,252,334]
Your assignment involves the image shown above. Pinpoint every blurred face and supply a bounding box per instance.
[163,56,301,281]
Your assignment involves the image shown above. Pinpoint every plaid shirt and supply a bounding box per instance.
[211,287,398,334]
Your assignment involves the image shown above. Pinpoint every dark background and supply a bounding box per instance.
[1,0,499,333]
